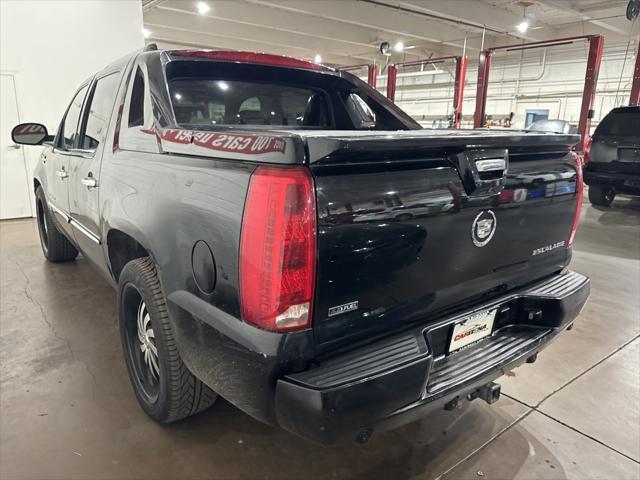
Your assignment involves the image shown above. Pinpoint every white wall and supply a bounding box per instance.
[0,0,144,215]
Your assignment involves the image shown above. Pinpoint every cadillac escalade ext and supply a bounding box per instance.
[12,46,590,445]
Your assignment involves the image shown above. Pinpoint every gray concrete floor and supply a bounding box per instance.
[1,196,639,480]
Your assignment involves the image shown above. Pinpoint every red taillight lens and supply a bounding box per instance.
[567,152,583,247]
[239,166,316,332]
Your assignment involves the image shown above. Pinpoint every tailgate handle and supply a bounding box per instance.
[476,159,506,172]
[451,149,509,197]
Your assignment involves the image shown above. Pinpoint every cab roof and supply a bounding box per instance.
[168,50,334,72]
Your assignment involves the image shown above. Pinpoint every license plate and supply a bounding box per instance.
[448,309,497,353]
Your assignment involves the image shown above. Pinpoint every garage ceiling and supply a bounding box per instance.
[142,0,636,66]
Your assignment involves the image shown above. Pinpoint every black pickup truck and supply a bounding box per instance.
[12,48,590,445]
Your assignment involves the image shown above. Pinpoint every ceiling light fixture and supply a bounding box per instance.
[394,41,404,52]
[197,2,210,15]
[314,54,322,63]
[142,28,152,39]
[516,4,531,34]
[217,81,229,91]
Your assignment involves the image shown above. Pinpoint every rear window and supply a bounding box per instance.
[595,110,640,137]
[168,79,331,128]
[164,59,420,131]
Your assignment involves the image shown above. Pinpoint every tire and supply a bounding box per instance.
[588,185,615,207]
[117,257,217,423]
[35,186,78,262]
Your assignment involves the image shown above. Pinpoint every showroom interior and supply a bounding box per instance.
[0,0,638,479]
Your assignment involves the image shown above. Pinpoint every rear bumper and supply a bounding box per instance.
[584,170,640,194]
[275,270,590,444]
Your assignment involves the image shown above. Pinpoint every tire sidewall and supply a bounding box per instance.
[117,260,172,420]
[588,185,615,206]
[35,187,51,257]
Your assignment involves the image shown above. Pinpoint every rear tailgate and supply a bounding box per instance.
[307,131,581,350]
[589,136,640,175]
[588,108,640,176]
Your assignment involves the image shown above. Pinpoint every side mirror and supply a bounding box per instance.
[11,123,52,146]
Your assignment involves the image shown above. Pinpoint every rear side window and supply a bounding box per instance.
[596,110,640,137]
[80,72,120,150]
[59,85,89,149]
[128,67,145,127]
[169,79,331,128]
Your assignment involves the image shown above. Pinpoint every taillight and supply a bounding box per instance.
[567,151,583,247]
[583,137,592,165]
[239,166,316,332]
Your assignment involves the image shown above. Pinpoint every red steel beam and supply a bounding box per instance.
[577,35,604,152]
[474,50,492,128]
[386,64,398,101]
[385,55,465,111]
[367,64,378,89]
[341,63,378,88]
[473,34,605,143]
[630,42,640,106]
[453,56,468,128]
[389,55,462,68]
[489,35,599,52]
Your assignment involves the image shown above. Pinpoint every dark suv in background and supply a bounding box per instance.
[584,106,640,206]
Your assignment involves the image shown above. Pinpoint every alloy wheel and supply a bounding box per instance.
[137,300,159,381]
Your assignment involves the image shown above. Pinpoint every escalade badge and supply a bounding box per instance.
[471,210,497,247]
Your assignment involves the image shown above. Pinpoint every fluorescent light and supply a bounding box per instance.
[394,41,404,52]
[174,93,182,100]
[197,2,210,14]
[142,28,151,39]
[217,81,229,91]
[314,54,322,63]
[516,20,529,33]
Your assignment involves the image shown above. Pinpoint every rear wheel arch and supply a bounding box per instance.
[107,229,151,282]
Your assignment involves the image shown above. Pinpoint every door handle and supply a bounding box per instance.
[56,168,68,179]
[81,177,98,189]
[7,144,21,150]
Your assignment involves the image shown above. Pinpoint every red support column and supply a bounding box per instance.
[474,50,492,128]
[367,64,378,89]
[577,35,604,152]
[386,64,398,101]
[630,42,640,106]
[453,56,468,128]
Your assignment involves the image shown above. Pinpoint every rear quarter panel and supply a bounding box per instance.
[100,150,252,316]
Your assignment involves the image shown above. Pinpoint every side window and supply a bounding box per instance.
[128,67,144,127]
[79,73,119,151]
[59,85,89,149]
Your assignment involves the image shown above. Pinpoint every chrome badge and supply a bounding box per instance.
[328,301,359,317]
[471,210,497,247]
